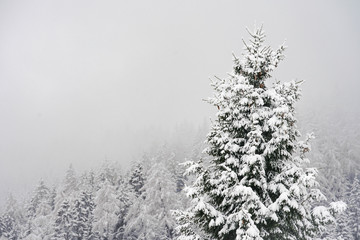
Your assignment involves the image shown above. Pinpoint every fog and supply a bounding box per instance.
[0,0,359,204]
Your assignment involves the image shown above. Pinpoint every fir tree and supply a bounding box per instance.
[174,26,345,240]
[97,161,119,187]
[1,213,17,240]
[27,180,51,219]
[0,215,3,237]
[0,194,22,240]
[49,187,57,211]
[54,165,79,216]
[24,179,53,239]
[125,150,179,240]
[334,212,353,240]
[93,179,121,240]
[321,176,352,240]
[114,177,133,240]
[63,164,78,195]
[87,170,97,193]
[128,163,145,197]
[53,199,72,240]
[350,175,360,240]
[70,191,95,240]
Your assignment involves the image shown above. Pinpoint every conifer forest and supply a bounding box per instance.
[1,1,359,240]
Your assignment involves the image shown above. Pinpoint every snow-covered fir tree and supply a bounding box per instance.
[0,215,3,237]
[124,148,179,240]
[24,179,53,239]
[0,194,22,240]
[114,177,133,240]
[70,191,95,240]
[97,161,119,187]
[63,164,78,195]
[333,212,353,240]
[319,176,352,240]
[350,175,360,240]
[53,165,79,217]
[53,199,72,240]
[128,162,145,197]
[0,213,17,240]
[0,216,3,238]
[27,180,51,219]
[174,26,345,240]
[93,179,121,240]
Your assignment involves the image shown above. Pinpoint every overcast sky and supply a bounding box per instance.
[0,0,359,204]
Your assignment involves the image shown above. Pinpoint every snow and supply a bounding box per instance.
[175,26,346,240]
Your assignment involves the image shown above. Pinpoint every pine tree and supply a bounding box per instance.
[1,213,17,240]
[63,164,79,195]
[128,163,145,197]
[24,179,53,239]
[70,191,95,240]
[350,175,360,240]
[53,199,72,240]
[93,179,121,240]
[174,26,345,240]
[0,194,22,240]
[0,215,3,238]
[87,170,97,193]
[114,177,133,240]
[124,149,179,240]
[321,176,352,240]
[54,165,79,216]
[97,161,119,187]
[27,180,51,219]
[334,212,353,240]
[49,187,57,211]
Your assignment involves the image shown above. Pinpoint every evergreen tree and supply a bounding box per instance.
[63,164,79,195]
[53,199,72,240]
[128,163,145,197]
[125,150,179,240]
[49,187,57,211]
[0,215,3,237]
[54,165,79,215]
[334,212,353,240]
[27,180,51,219]
[1,213,17,240]
[114,177,133,240]
[0,194,22,240]
[93,180,121,240]
[97,161,119,187]
[70,191,95,240]
[87,170,97,193]
[174,26,345,240]
[321,177,352,240]
[24,179,53,239]
[350,175,360,240]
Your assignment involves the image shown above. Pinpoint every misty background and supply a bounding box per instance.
[0,0,359,205]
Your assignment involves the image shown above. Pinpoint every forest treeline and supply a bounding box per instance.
[0,122,208,240]
[0,113,359,240]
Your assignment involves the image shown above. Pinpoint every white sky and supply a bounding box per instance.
[0,0,359,204]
